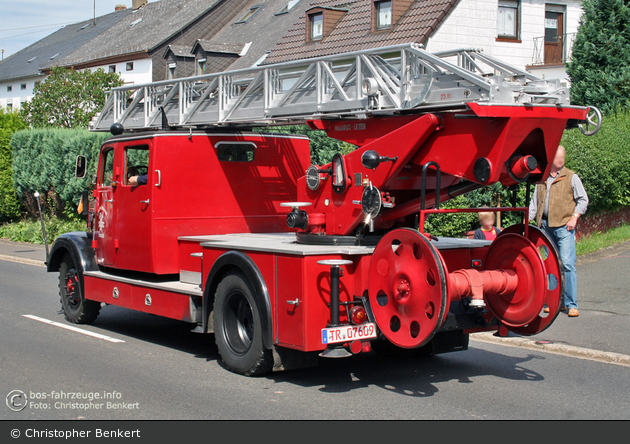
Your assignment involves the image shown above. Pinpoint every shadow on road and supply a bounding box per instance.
[270,350,545,397]
[83,305,546,398]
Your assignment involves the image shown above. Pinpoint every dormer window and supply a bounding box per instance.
[372,0,412,32]
[375,1,392,30]
[310,13,324,41]
[305,7,347,42]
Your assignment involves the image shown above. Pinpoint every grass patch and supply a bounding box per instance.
[0,218,86,244]
[576,224,630,256]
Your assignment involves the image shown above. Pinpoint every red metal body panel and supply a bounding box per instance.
[92,132,312,275]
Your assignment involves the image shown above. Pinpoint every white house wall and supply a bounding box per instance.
[425,0,583,84]
[88,57,153,86]
[0,76,41,110]
[0,58,152,110]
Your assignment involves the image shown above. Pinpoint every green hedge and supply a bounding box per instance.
[0,110,27,222]
[561,109,630,213]
[10,129,107,218]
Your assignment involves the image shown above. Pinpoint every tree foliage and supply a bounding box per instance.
[22,67,123,129]
[567,0,630,114]
[0,109,27,222]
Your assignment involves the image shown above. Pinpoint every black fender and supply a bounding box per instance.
[202,250,273,350]
[46,232,98,275]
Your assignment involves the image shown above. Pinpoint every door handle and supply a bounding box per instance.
[140,199,150,205]
[155,170,161,187]
[105,199,113,203]
[287,299,299,307]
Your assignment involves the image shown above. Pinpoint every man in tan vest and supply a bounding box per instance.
[529,146,589,317]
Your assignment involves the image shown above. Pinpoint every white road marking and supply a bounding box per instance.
[23,314,125,343]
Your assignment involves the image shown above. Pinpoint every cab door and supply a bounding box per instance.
[94,146,117,266]
[113,143,153,272]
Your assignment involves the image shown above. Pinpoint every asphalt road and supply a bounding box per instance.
[1,258,629,420]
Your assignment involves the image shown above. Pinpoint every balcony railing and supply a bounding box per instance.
[530,32,576,66]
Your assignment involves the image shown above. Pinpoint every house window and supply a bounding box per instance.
[236,6,261,23]
[498,0,520,40]
[375,1,392,30]
[277,0,300,15]
[309,12,324,41]
[109,65,116,73]
[167,63,177,80]
[21,83,27,90]
[6,103,12,111]
[7,85,12,92]
[196,59,207,76]
[126,62,134,71]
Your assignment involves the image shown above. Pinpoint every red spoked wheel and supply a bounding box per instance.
[483,233,547,327]
[499,225,564,335]
[368,229,447,349]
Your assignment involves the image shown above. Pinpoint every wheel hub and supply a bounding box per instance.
[483,233,547,327]
[64,270,80,308]
[368,229,447,349]
[498,225,564,335]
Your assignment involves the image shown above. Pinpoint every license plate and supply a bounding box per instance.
[322,323,377,345]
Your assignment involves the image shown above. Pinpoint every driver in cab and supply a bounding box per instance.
[128,174,148,186]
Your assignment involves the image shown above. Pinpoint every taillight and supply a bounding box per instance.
[350,306,367,324]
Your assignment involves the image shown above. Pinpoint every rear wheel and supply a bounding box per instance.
[59,254,100,324]
[213,271,273,376]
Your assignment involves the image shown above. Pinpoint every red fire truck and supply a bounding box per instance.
[46,44,600,375]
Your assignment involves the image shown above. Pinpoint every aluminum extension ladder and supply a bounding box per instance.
[90,43,570,131]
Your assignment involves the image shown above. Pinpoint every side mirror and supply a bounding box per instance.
[75,155,87,178]
[77,191,89,217]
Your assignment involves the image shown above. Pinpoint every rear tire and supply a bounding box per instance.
[213,271,273,376]
[59,254,100,324]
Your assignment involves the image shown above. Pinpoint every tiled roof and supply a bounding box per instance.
[199,0,307,71]
[0,9,130,82]
[264,0,460,65]
[54,0,223,67]
[165,45,195,58]
[193,40,247,55]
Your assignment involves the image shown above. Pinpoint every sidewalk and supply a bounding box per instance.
[0,239,47,267]
[1,237,629,357]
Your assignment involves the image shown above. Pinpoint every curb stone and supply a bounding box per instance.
[470,332,630,368]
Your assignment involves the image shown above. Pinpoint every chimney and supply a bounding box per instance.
[115,4,127,11]
[132,0,148,10]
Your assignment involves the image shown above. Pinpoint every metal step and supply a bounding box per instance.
[90,43,570,131]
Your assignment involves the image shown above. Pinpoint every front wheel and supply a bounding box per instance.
[213,271,273,376]
[59,254,100,324]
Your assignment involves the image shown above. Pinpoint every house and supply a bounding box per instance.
[190,0,307,74]
[50,0,253,84]
[0,0,259,111]
[0,8,130,110]
[265,0,583,86]
[424,0,583,84]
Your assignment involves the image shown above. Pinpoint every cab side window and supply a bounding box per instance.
[216,142,256,162]
[100,147,115,186]
[124,145,150,185]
